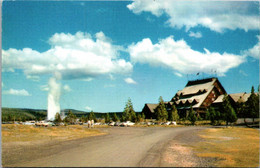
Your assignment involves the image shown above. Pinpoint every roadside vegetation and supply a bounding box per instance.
[194,127,259,167]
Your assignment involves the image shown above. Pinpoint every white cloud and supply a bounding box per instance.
[127,1,260,33]
[243,35,260,59]
[189,31,202,38]
[26,75,40,81]
[2,31,133,80]
[174,72,183,77]
[40,85,49,91]
[128,36,245,76]
[63,85,71,92]
[82,77,94,82]
[124,77,137,84]
[239,70,248,77]
[3,88,31,96]
[85,106,92,111]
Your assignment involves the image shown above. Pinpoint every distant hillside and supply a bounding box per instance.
[1,107,131,121]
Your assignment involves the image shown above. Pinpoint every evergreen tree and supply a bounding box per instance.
[105,113,110,123]
[66,110,76,124]
[155,96,168,122]
[122,98,136,122]
[221,94,237,127]
[188,107,197,125]
[54,112,62,125]
[137,114,142,122]
[168,104,179,121]
[206,107,221,125]
[112,113,119,122]
[246,86,259,123]
[142,112,145,121]
[88,111,97,122]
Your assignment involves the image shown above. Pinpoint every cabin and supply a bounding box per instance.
[142,102,174,119]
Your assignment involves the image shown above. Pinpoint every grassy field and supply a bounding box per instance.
[2,124,106,144]
[194,127,259,167]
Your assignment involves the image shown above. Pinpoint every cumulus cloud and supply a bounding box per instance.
[243,35,260,59]
[2,31,133,80]
[85,106,92,111]
[124,77,137,84]
[128,36,245,76]
[174,72,183,77]
[63,85,71,92]
[189,31,202,38]
[127,0,260,32]
[3,88,31,96]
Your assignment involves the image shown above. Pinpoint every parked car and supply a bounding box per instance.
[23,121,35,125]
[35,121,49,127]
[163,121,171,125]
[120,121,135,127]
[109,122,115,126]
[114,122,121,126]
[170,121,177,125]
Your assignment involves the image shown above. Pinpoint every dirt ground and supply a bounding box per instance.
[2,126,213,167]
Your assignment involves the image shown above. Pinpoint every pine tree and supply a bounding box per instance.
[188,107,197,125]
[66,110,76,124]
[54,112,62,125]
[112,113,119,122]
[122,98,136,122]
[168,104,179,121]
[88,111,97,122]
[246,86,259,123]
[206,107,221,125]
[105,113,110,123]
[155,96,168,122]
[142,112,146,122]
[221,94,237,127]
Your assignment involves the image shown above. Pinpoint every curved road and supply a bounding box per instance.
[8,126,206,167]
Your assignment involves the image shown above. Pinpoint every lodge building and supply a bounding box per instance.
[142,77,252,119]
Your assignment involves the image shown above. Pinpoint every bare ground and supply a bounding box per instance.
[2,126,215,167]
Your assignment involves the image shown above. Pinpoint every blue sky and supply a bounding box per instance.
[2,1,259,112]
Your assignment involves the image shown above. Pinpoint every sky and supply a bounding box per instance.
[1,0,259,113]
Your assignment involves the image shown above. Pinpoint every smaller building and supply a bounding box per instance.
[142,104,158,119]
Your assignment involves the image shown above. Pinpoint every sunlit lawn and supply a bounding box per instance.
[2,124,106,144]
[194,127,259,167]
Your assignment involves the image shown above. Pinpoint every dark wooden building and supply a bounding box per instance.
[142,78,228,119]
[171,78,226,118]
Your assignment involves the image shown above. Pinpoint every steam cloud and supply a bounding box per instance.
[47,76,61,121]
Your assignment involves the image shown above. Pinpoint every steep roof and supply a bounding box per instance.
[173,78,220,108]
[229,92,252,103]
[145,104,158,113]
[213,94,225,103]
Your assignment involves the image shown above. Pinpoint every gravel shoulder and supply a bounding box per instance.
[2,126,213,167]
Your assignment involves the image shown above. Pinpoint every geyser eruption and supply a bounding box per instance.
[47,76,61,121]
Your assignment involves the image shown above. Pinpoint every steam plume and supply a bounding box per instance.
[47,76,61,121]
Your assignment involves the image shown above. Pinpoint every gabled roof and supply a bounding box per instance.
[213,94,225,103]
[173,78,223,108]
[229,92,252,103]
[145,104,158,113]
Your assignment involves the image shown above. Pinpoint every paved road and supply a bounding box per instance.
[8,126,206,167]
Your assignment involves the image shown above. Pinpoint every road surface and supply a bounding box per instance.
[5,126,207,167]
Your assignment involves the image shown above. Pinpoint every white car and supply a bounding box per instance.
[109,122,115,126]
[120,121,135,127]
